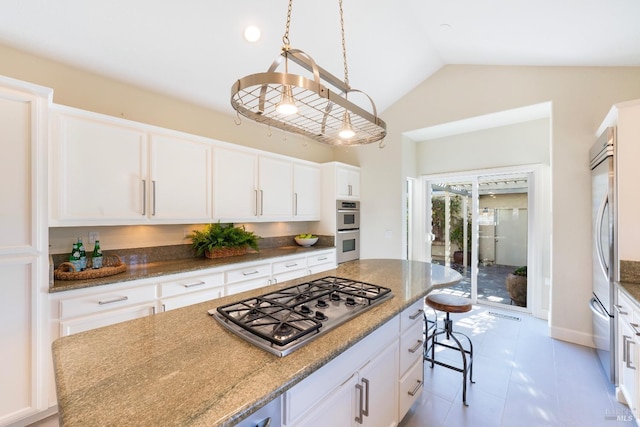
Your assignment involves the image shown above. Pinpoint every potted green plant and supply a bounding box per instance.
[506,266,527,306]
[188,222,260,259]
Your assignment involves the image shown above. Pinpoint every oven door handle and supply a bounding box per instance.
[337,229,359,234]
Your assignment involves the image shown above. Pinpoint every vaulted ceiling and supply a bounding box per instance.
[1,0,639,116]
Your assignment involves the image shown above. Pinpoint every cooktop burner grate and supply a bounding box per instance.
[212,276,394,356]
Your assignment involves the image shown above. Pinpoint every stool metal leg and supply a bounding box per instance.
[424,311,475,405]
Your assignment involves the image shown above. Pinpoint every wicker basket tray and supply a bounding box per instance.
[54,254,126,281]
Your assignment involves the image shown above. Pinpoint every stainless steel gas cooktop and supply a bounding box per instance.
[209,276,393,357]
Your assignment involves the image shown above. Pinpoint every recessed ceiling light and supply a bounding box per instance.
[244,26,261,43]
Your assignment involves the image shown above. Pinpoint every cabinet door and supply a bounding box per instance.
[291,373,358,427]
[51,113,148,224]
[336,166,360,199]
[213,147,258,221]
[259,155,293,220]
[293,162,321,220]
[0,259,38,423]
[360,342,399,427]
[149,134,212,222]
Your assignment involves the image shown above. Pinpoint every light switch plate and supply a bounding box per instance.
[88,231,99,244]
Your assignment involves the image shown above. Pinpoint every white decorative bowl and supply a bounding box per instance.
[295,237,319,247]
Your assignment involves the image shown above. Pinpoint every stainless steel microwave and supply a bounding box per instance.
[337,200,360,230]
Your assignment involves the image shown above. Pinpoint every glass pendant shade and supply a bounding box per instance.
[338,111,355,139]
[276,85,298,115]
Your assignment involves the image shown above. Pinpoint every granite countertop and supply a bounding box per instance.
[618,281,640,302]
[50,245,335,293]
[52,259,463,427]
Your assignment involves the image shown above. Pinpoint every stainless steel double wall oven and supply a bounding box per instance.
[336,200,360,263]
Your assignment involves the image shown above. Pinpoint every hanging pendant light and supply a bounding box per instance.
[231,0,386,147]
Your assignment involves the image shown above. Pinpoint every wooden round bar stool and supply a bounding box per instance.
[424,292,475,405]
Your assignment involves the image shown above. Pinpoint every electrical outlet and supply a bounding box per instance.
[183,228,190,239]
[88,231,99,244]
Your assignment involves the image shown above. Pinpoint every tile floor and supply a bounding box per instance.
[400,305,634,427]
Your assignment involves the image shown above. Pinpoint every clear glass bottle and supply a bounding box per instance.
[92,240,103,269]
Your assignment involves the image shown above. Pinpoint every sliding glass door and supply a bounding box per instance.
[425,172,531,310]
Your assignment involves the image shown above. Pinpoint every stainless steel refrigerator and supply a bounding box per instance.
[590,126,617,384]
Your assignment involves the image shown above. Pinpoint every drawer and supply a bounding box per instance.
[400,299,425,332]
[617,289,636,323]
[400,320,424,374]
[159,271,224,298]
[161,287,224,312]
[399,358,424,419]
[226,262,271,284]
[59,284,157,319]
[272,256,306,276]
[60,303,156,336]
[307,250,335,267]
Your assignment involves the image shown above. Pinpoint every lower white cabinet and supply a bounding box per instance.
[158,270,224,312]
[283,315,400,427]
[617,287,640,422]
[398,300,425,421]
[225,262,272,295]
[307,249,337,275]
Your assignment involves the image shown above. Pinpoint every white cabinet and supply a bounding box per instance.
[225,262,272,295]
[158,270,224,312]
[272,256,307,284]
[50,110,148,225]
[336,164,360,199]
[0,77,51,426]
[213,146,258,221]
[259,155,293,220]
[50,108,216,226]
[284,315,399,427]
[212,146,296,222]
[306,249,337,275]
[293,162,321,220]
[398,300,425,421]
[149,133,212,222]
[617,288,640,421]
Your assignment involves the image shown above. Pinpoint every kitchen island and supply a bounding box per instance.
[52,259,462,426]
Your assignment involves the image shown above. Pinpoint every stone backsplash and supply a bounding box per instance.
[52,234,334,267]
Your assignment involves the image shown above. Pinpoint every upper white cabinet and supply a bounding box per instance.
[50,110,148,225]
[336,164,360,199]
[213,146,297,222]
[293,162,321,220]
[212,146,259,221]
[149,133,212,222]
[50,108,216,226]
[0,77,51,426]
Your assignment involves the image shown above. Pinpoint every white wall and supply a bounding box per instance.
[347,65,640,346]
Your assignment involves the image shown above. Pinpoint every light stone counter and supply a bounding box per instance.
[52,259,462,426]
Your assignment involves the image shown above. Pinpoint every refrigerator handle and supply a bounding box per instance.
[595,192,609,280]
[590,297,609,321]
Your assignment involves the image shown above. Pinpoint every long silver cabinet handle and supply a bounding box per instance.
[142,179,146,215]
[362,378,370,417]
[184,281,205,288]
[409,309,425,320]
[623,335,629,363]
[294,193,298,216]
[243,270,259,276]
[254,189,258,216]
[152,180,157,216]
[409,339,424,354]
[626,336,636,370]
[98,296,128,305]
[408,379,423,397]
[355,383,364,424]
[260,189,264,215]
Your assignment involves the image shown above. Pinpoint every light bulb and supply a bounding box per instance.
[338,111,355,139]
[276,85,297,115]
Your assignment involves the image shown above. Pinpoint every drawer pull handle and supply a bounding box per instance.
[243,270,259,276]
[408,340,424,354]
[318,257,328,261]
[408,379,423,397]
[631,323,640,336]
[98,296,129,305]
[184,281,205,288]
[286,263,298,268]
[615,304,629,315]
[409,309,425,320]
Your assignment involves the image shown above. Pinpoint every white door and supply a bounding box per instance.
[212,147,258,221]
[259,155,293,220]
[51,113,148,223]
[149,134,212,222]
[293,162,321,220]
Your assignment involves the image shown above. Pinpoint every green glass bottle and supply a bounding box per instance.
[92,240,103,269]
[77,237,87,271]
[69,242,81,272]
